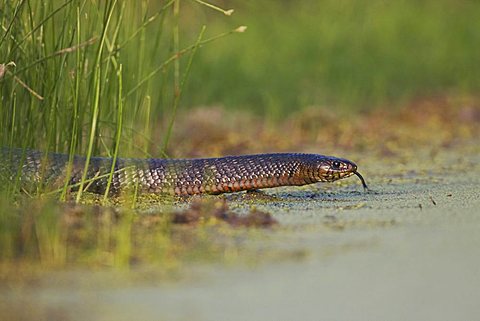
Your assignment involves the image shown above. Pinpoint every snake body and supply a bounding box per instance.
[1,148,367,196]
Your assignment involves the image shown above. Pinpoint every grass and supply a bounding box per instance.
[3,0,479,158]
[0,0,244,159]
[0,196,279,282]
[185,0,480,116]
[0,0,244,197]
[0,0,246,277]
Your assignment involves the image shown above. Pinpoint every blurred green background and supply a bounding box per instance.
[1,0,479,156]
[185,0,480,115]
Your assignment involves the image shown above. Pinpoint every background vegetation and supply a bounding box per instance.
[187,0,480,116]
[2,0,480,157]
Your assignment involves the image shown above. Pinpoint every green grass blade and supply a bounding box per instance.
[103,63,123,201]
[162,25,206,153]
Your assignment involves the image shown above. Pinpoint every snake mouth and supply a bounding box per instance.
[354,171,369,191]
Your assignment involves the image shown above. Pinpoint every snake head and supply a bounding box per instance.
[317,157,368,190]
[318,157,357,181]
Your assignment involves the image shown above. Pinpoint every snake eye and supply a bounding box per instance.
[332,161,341,170]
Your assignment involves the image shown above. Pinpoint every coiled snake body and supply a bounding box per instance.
[1,148,367,196]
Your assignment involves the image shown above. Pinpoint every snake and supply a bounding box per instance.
[1,148,368,196]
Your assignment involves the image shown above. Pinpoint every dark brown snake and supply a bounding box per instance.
[0,148,368,196]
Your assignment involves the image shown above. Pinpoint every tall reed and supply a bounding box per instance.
[0,0,244,201]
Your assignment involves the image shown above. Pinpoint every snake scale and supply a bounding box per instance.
[0,148,367,196]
